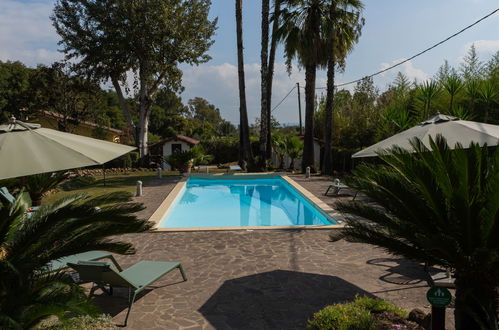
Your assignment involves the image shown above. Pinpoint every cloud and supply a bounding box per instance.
[463,40,499,57]
[0,0,63,66]
[379,59,429,85]
[181,62,311,125]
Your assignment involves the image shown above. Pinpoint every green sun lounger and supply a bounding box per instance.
[45,250,122,272]
[1,186,40,212]
[68,260,187,326]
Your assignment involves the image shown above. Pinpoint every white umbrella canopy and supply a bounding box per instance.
[0,119,136,180]
[352,114,499,158]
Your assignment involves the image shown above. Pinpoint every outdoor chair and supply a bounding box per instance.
[324,179,358,200]
[68,259,187,326]
[227,164,242,173]
[45,250,122,273]
[0,186,40,212]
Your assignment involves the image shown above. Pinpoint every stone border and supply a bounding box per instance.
[152,173,345,232]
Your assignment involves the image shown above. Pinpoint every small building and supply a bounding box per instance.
[150,134,200,170]
[271,136,322,170]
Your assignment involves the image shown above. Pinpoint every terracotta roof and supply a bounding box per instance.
[37,110,124,134]
[150,134,200,147]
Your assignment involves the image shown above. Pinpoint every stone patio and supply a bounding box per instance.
[93,174,454,329]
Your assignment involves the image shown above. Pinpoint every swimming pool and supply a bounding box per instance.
[157,176,338,228]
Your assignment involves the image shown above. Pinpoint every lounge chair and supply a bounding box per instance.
[324,179,358,200]
[227,164,242,173]
[45,250,122,272]
[68,260,187,326]
[0,186,40,212]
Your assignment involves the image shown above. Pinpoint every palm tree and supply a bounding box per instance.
[417,80,441,119]
[275,0,327,173]
[235,0,253,169]
[272,134,287,169]
[336,136,498,330]
[259,0,270,170]
[465,79,480,116]
[0,191,152,328]
[266,0,282,161]
[443,75,463,113]
[478,80,498,123]
[322,0,364,175]
[285,135,303,170]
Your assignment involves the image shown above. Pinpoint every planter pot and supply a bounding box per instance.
[180,161,193,174]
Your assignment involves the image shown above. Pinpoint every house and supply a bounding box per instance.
[271,136,322,170]
[149,134,200,170]
[27,110,130,144]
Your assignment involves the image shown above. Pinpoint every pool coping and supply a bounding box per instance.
[149,173,345,231]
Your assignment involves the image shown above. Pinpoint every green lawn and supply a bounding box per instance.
[42,170,179,205]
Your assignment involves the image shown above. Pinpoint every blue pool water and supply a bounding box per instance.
[159,177,337,228]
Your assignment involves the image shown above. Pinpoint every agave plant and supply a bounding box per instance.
[0,191,152,328]
[336,136,498,330]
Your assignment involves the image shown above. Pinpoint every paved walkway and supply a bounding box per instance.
[94,174,454,329]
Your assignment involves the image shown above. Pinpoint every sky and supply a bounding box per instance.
[0,0,498,125]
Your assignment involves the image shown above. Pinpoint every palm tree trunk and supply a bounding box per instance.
[236,0,252,169]
[259,0,270,170]
[454,270,497,330]
[265,0,281,162]
[323,57,335,175]
[302,64,316,172]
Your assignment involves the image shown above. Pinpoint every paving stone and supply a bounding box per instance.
[93,174,455,329]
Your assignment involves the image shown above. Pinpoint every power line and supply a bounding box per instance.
[310,7,499,89]
[271,86,296,112]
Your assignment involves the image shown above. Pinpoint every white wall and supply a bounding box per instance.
[162,140,192,170]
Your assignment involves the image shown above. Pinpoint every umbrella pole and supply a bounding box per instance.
[103,165,106,186]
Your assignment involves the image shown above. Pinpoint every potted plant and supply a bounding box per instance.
[164,150,195,174]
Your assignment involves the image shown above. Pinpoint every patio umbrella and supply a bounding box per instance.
[352,114,499,158]
[0,119,136,180]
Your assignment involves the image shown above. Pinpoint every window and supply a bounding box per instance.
[172,143,182,153]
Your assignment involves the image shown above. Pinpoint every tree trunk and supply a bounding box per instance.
[302,64,316,173]
[137,63,153,163]
[236,0,252,169]
[322,2,335,175]
[454,270,498,330]
[111,76,136,142]
[323,58,335,175]
[259,0,270,170]
[265,0,281,162]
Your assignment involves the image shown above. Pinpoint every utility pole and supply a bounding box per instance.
[296,82,303,135]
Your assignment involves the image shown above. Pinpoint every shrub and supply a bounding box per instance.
[307,303,375,330]
[36,314,117,329]
[307,296,407,330]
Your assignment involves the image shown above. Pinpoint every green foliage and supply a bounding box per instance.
[285,135,303,169]
[200,138,240,164]
[336,136,498,329]
[61,176,96,191]
[164,150,195,172]
[307,296,405,330]
[36,314,117,329]
[21,172,71,206]
[190,145,214,166]
[52,0,218,158]
[0,61,31,122]
[0,192,152,328]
